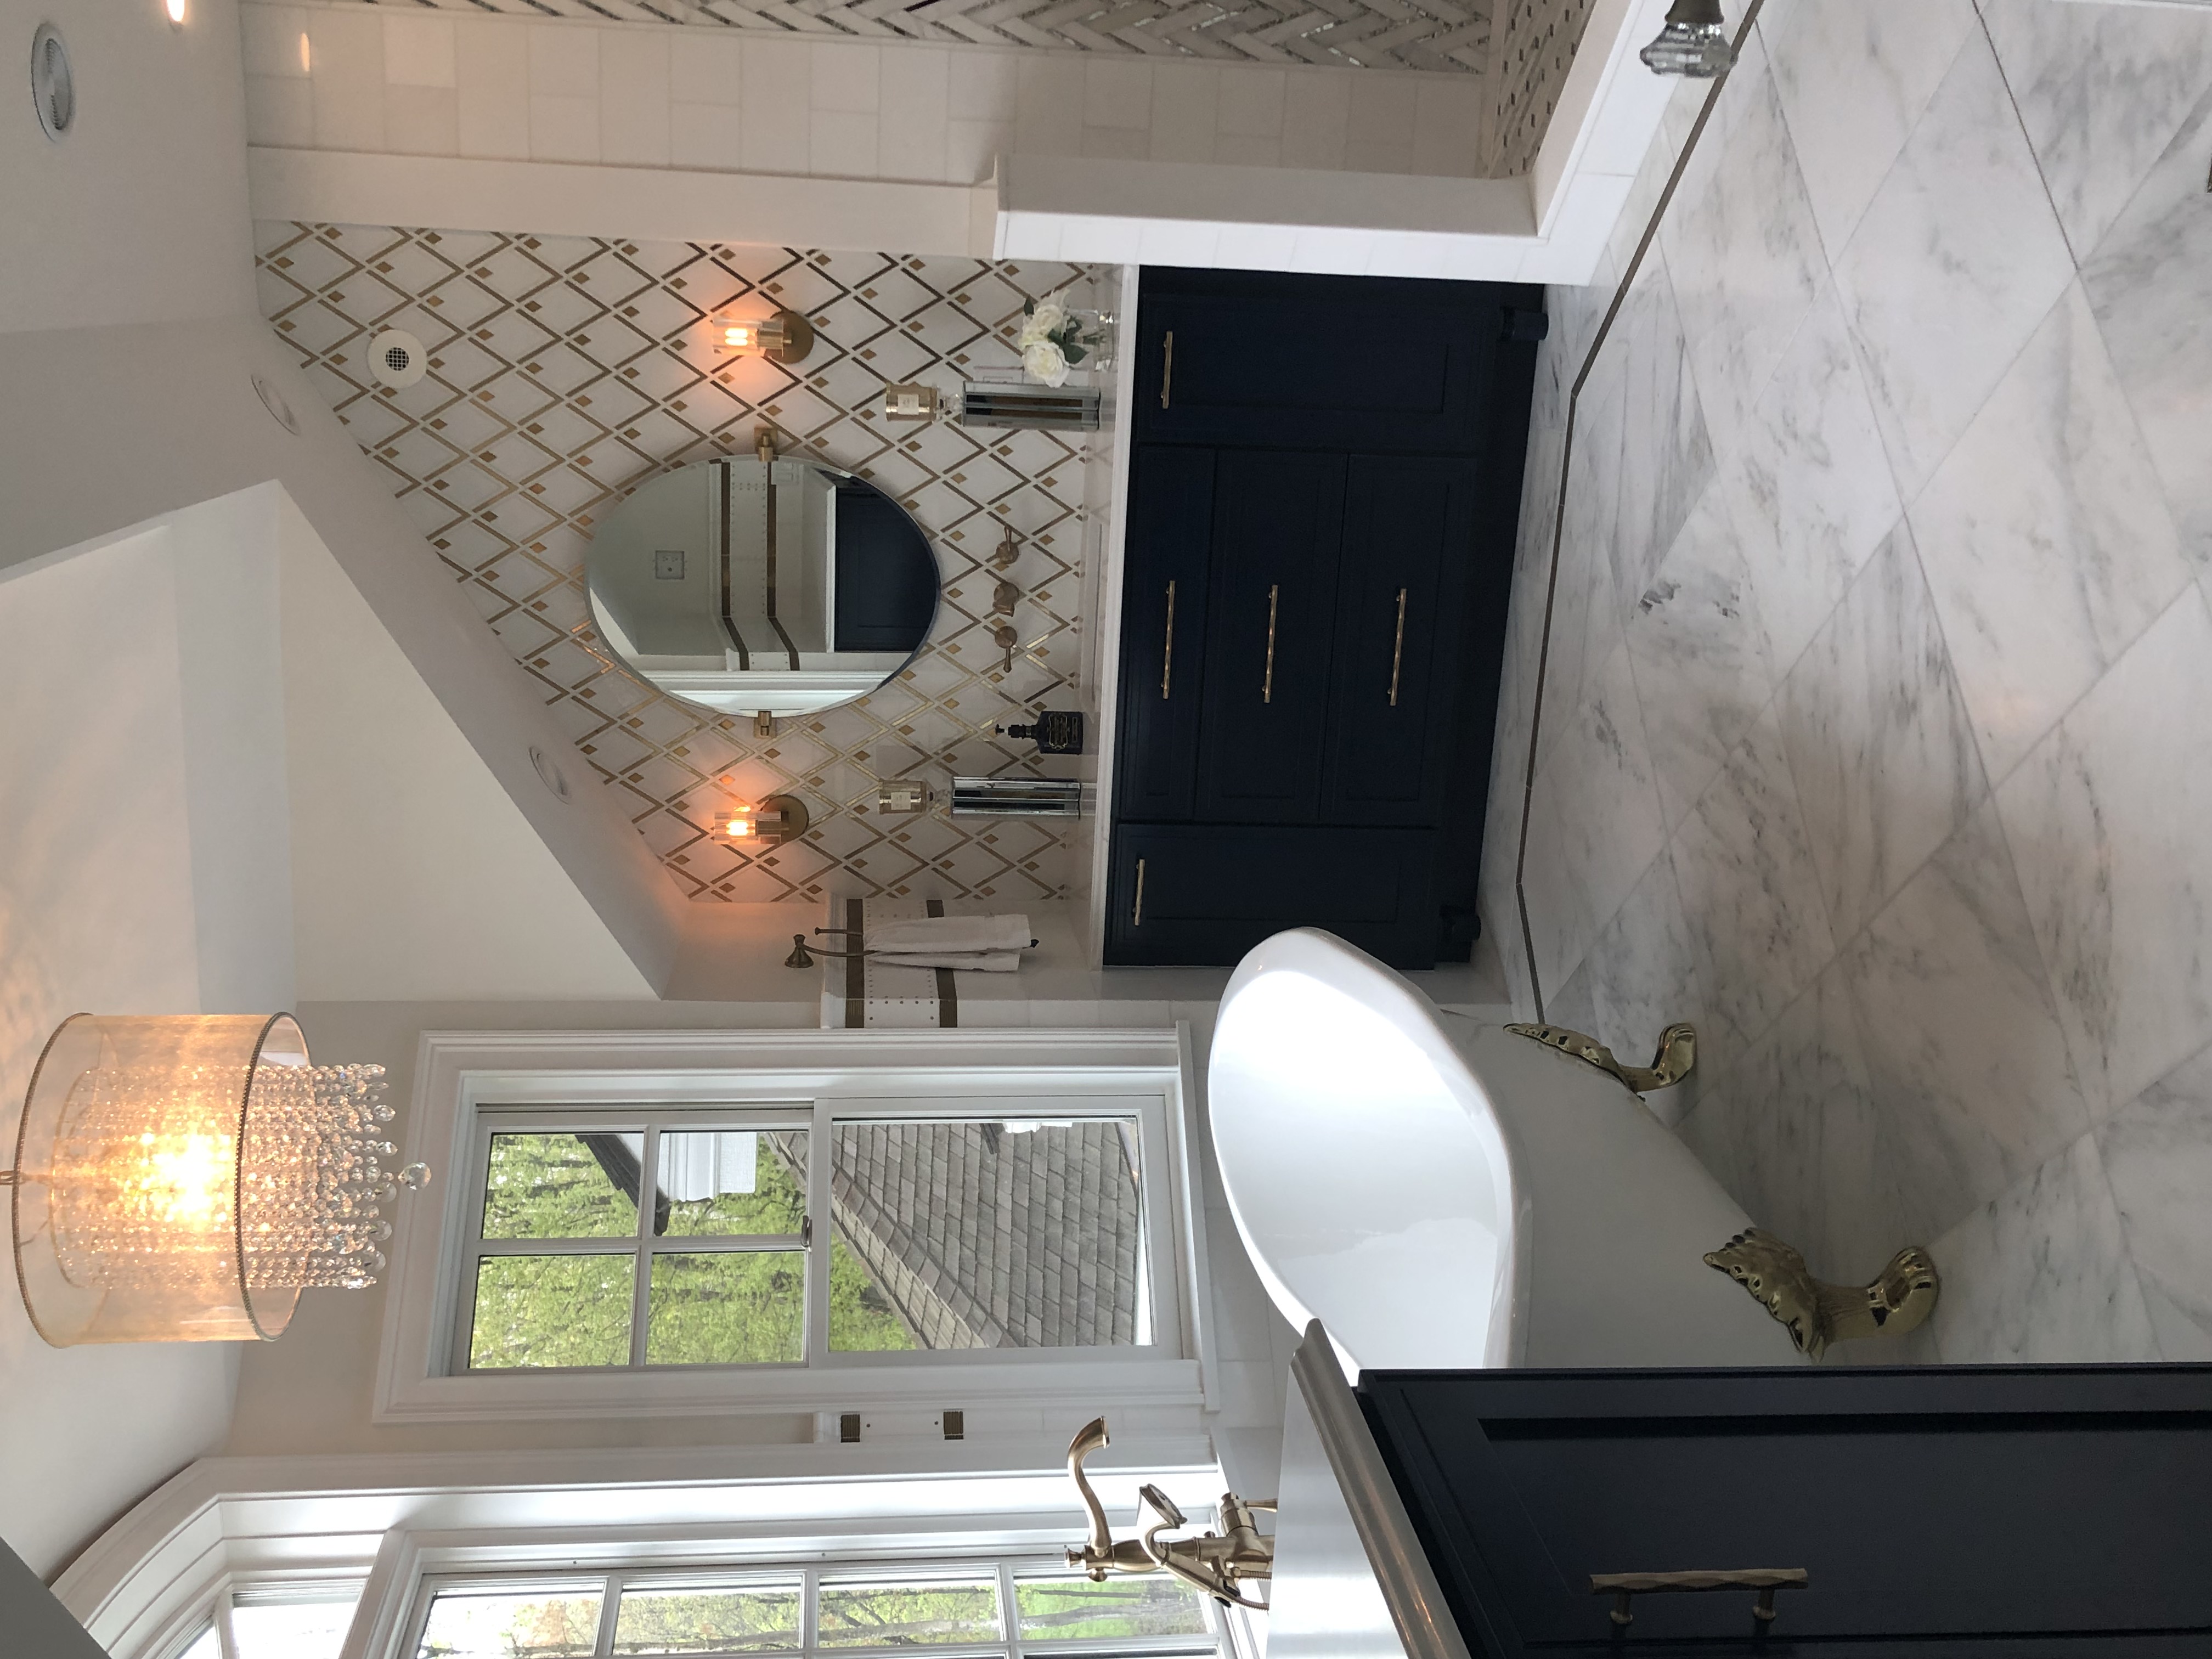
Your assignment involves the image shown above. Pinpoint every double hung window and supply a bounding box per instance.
[451,1101,1161,1374]
[410,1560,1221,1659]
[168,1583,364,1659]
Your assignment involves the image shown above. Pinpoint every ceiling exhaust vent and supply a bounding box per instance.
[370,329,430,388]
[31,23,73,140]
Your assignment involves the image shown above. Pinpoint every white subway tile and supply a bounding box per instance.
[742,38,812,172]
[1347,71,1417,144]
[810,108,879,176]
[949,49,1017,123]
[1215,132,1281,168]
[244,73,312,146]
[455,17,529,160]
[1149,61,1216,162]
[879,47,949,184]
[529,93,600,162]
[386,84,459,154]
[383,12,455,88]
[812,41,879,113]
[1082,58,1152,129]
[1217,65,1284,137]
[1081,124,1148,160]
[1281,71,1350,169]
[241,4,307,79]
[529,24,598,99]
[1345,138,1414,174]
[308,8,385,150]
[1412,76,1483,177]
[945,117,1011,184]
[600,29,670,166]
[1017,55,1085,155]
[671,101,743,169]
[670,33,743,106]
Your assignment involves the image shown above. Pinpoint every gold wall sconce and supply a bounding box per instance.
[877,781,929,815]
[7,1013,427,1346]
[711,788,811,848]
[719,309,815,364]
[884,383,940,422]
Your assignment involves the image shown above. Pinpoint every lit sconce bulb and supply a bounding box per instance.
[724,321,761,352]
[725,814,755,839]
[166,0,188,22]
[713,309,814,365]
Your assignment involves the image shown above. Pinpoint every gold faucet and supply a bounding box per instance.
[1063,1416,1276,1609]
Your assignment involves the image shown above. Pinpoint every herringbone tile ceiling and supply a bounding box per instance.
[258,222,1105,905]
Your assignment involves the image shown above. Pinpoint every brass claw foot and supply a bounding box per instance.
[1703,1228,1939,1360]
[1506,1021,1697,1094]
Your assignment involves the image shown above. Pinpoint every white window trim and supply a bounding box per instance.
[374,1028,1216,1425]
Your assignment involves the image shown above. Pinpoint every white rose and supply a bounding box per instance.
[1019,301,1068,346]
[1022,340,1070,386]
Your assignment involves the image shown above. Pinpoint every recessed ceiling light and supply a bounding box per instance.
[165,0,187,25]
[31,23,73,141]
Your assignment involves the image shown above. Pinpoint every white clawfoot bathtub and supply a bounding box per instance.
[1207,929,1803,1371]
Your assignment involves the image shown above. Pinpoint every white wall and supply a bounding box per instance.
[0,503,295,1579]
[278,494,655,1002]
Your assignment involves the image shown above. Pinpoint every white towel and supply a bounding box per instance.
[865,913,1031,954]
[871,951,1024,973]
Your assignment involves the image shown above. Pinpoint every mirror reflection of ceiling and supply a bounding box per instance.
[258,228,1103,905]
[303,0,1505,74]
[586,458,939,719]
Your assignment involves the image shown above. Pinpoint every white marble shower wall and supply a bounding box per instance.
[1481,0,2212,1364]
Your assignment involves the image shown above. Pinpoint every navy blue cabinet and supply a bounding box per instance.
[1109,268,1541,970]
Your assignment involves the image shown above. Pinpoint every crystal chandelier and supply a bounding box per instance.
[1640,0,1736,76]
[8,1014,428,1345]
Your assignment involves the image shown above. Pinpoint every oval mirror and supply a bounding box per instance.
[585,456,940,720]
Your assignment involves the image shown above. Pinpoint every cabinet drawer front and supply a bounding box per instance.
[1108,825,1439,968]
[1114,447,1216,821]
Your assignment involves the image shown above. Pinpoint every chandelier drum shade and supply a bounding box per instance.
[9,1013,426,1346]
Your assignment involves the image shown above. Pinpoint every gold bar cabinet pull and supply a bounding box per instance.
[1387,586,1407,707]
[1161,579,1177,700]
[1262,584,1279,704]
[1131,859,1147,928]
[1160,331,1175,409]
[1588,1568,1809,1629]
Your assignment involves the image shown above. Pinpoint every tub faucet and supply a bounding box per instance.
[1063,1415,1276,1609]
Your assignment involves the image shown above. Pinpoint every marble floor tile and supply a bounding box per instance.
[1841,798,2092,1244]
[2097,1037,2212,1361]
[1670,701,1836,1047]
[1723,280,1903,679]
[1762,0,1979,261]
[1926,1133,2159,1364]
[1578,847,1723,1129]
[1830,26,2078,501]
[1777,521,1988,944]
[1657,59,1826,464]
[1611,262,1717,612]
[1995,587,2212,1121]
[1624,485,1777,831]
[2081,86,2212,571]
[1677,959,1903,1281]
[1979,0,2212,262]
[1909,281,2192,786]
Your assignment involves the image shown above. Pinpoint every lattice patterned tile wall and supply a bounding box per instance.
[256,222,1107,905]
[333,0,1492,75]
[1485,0,1600,177]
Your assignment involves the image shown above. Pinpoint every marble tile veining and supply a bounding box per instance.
[1608,261,1714,625]
[2098,1038,2212,1361]
[1830,26,2078,501]
[1995,587,2212,1122]
[2081,84,2212,572]
[1722,280,1903,679]
[1578,847,1719,1127]
[1926,1133,2159,1365]
[1670,703,1834,1046]
[1909,281,2193,785]
[1760,0,1979,262]
[1842,798,2091,1243]
[1776,522,1987,944]
[1978,0,2212,262]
